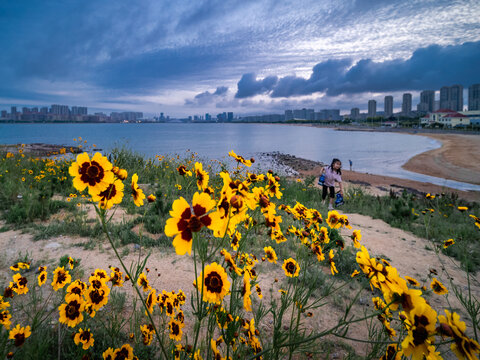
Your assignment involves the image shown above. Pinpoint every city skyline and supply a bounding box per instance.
[1,1,480,117]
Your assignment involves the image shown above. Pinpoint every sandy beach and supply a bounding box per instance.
[403,133,480,185]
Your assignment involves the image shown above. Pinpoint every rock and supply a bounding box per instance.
[45,242,61,249]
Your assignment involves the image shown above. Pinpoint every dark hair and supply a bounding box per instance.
[329,158,342,175]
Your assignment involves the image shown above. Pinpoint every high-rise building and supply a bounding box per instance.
[284,110,293,121]
[11,106,17,115]
[227,112,233,121]
[402,93,412,116]
[50,104,70,115]
[350,108,360,119]
[450,85,463,111]
[384,96,393,117]
[368,100,376,117]
[439,85,464,111]
[71,106,87,115]
[469,84,480,111]
[418,90,435,112]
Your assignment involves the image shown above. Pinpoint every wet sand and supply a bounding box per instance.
[403,133,480,185]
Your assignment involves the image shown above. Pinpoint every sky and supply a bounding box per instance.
[1,0,480,117]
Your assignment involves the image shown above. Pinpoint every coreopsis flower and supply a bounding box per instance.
[137,273,151,292]
[66,280,87,298]
[194,162,209,190]
[131,173,146,206]
[263,246,277,263]
[457,206,468,212]
[282,258,300,278]
[37,271,47,287]
[112,166,128,180]
[265,173,282,199]
[176,165,192,177]
[220,249,242,276]
[351,229,362,248]
[430,278,448,295]
[69,152,114,195]
[470,214,480,230]
[0,310,12,330]
[438,309,480,360]
[242,271,252,312]
[145,289,157,315]
[329,250,338,276]
[140,324,155,346]
[404,276,420,287]
[164,192,219,255]
[443,238,455,248]
[168,318,184,342]
[91,178,124,209]
[317,226,330,244]
[109,267,124,287]
[103,348,115,360]
[326,210,342,229]
[85,285,110,311]
[68,256,75,269]
[194,262,230,304]
[9,262,30,271]
[228,150,252,167]
[425,193,435,200]
[351,269,360,278]
[380,344,402,360]
[113,344,134,359]
[74,328,94,350]
[311,243,325,262]
[230,231,241,250]
[147,194,156,203]
[58,293,85,327]
[255,284,263,299]
[246,172,265,183]
[401,302,437,360]
[52,267,72,291]
[9,324,31,347]
[12,274,28,295]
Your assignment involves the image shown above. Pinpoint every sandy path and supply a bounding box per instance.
[403,133,480,185]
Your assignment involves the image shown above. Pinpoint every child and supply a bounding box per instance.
[320,158,343,210]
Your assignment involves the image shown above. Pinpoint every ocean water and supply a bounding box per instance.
[1,122,478,191]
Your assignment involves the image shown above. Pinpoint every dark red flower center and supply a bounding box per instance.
[205,272,223,293]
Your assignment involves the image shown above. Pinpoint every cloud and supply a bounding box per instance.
[234,41,480,98]
[235,73,278,98]
[185,86,229,106]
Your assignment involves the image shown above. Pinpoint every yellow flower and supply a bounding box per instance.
[263,246,277,263]
[112,166,128,180]
[351,229,361,248]
[91,178,124,209]
[430,278,448,295]
[228,150,252,167]
[137,273,151,292]
[69,152,114,195]
[329,250,338,276]
[242,271,252,312]
[140,324,155,346]
[113,344,134,359]
[9,324,31,347]
[131,173,145,206]
[74,328,94,350]
[194,162,209,190]
[401,302,437,360]
[438,310,480,359]
[52,267,72,291]
[326,210,342,229]
[195,262,230,304]
[457,206,468,212]
[0,310,12,330]
[404,276,420,287]
[168,318,184,342]
[58,294,85,327]
[164,192,219,256]
[37,271,47,287]
[176,165,192,177]
[9,262,30,271]
[147,194,156,203]
[443,238,455,248]
[282,258,300,277]
[11,273,28,295]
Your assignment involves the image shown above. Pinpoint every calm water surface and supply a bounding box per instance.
[1,123,478,191]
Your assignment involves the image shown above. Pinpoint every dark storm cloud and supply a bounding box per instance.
[235,73,278,98]
[258,41,480,98]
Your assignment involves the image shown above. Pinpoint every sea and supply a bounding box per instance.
[1,122,479,191]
